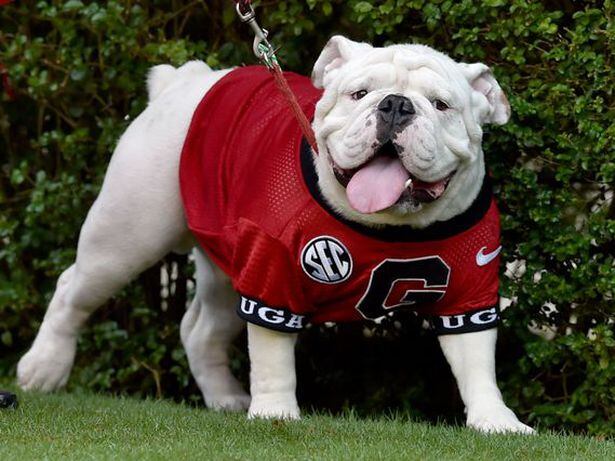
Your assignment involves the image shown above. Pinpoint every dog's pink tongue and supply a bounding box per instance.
[346,156,410,213]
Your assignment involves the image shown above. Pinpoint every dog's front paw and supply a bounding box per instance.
[17,329,76,392]
[467,403,535,434]
[248,393,300,420]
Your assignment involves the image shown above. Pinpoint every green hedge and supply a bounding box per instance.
[1,0,613,435]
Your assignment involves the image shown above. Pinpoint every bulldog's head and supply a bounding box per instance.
[311,36,510,228]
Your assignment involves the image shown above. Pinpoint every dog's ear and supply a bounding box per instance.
[460,63,510,125]
[312,36,372,89]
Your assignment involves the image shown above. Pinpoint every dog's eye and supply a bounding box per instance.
[434,99,450,111]
[351,90,368,100]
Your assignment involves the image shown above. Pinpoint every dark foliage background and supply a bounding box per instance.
[1,0,613,435]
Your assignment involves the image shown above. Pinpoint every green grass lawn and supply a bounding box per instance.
[0,379,612,461]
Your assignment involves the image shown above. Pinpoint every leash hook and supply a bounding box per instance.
[232,0,318,152]
[235,3,278,68]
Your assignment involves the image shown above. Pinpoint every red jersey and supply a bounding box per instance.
[180,66,502,335]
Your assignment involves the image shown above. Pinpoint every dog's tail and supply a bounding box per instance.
[147,61,212,101]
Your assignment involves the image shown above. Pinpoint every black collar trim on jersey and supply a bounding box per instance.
[299,138,493,242]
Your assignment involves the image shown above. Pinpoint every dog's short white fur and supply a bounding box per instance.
[17,37,533,434]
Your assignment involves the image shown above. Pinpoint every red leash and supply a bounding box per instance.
[233,0,318,152]
[269,63,318,152]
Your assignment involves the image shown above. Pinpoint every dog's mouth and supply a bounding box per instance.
[332,141,456,214]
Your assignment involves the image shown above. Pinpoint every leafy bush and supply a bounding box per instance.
[1,0,613,435]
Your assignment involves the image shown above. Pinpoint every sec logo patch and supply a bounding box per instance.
[301,236,353,284]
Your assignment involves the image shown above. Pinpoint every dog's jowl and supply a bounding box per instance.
[18,36,533,434]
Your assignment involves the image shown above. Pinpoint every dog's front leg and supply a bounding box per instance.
[247,324,300,419]
[438,328,534,434]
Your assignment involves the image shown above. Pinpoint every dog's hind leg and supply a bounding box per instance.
[16,80,205,391]
[17,208,190,392]
[180,248,250,411]
[17,161,191,391]
[17,62,230,392]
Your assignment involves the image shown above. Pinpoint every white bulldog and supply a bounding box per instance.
[17,36,533,434]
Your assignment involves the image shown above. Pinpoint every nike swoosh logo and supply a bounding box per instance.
[476,245,502,266]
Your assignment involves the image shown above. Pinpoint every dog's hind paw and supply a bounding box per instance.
[17,330,76,393]
[467,403,535,434]
[206,392,251,412]
[248,393,300,420]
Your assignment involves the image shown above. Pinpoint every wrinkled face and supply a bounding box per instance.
[312,38,509,222]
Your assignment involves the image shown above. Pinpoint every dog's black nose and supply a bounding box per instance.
[376,94,415,136]
[377,94,415,117]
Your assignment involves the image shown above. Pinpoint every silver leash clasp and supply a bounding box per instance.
[235,3,278,68]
